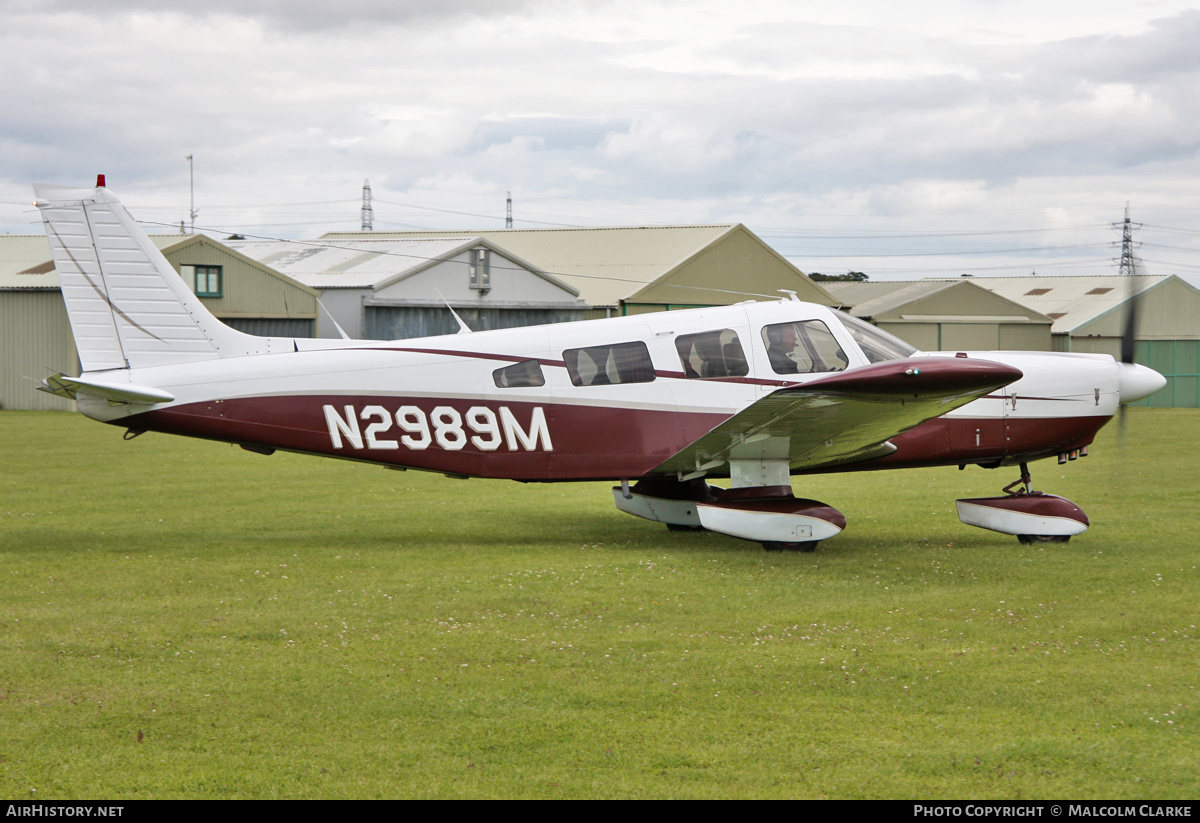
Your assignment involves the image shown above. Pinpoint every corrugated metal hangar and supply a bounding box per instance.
[226,235,589,339]
[320,223,839,317]
[962,275,1200,408]
[1,234,319,410]
[825,279,1054,352]
[829,274,1200,407]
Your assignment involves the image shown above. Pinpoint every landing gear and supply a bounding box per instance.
[613,477,845,552]
[1001,462,1036,497]
[955,462,1089,544]
[1017,534,1071,545]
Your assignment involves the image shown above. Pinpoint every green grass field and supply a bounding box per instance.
[1,409,1195,799]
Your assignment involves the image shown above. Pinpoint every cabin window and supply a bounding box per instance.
[181,264,222,297]
[493,359,545,388]
[563,341,656,386]
[469,248,491,290]
[675,330,749,378]
[761,320,849,374]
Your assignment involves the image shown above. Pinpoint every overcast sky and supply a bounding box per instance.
[3,0,1199,285]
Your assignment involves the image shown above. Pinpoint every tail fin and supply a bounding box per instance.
[34,180,282,372]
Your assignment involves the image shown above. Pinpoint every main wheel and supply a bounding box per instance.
[762,540,818,553]
[666,523,704,532]
[1017,534,1071,545]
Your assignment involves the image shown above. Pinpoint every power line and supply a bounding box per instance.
[757,225,1111,240]
[373,197,583,227]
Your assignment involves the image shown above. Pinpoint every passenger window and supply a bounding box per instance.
[762,321,848,374]
[493,359,545,388]
[563,341,656,386]
[675,330,749,378]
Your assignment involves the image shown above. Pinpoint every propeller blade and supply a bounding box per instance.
[1121,283,1139,365]
[1116,203,1141,449]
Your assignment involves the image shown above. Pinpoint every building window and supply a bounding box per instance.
[469,248,490,291]
[563,341,656,386]
[181,264,223,297]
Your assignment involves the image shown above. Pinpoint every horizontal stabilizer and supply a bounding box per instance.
[38,373,175,405]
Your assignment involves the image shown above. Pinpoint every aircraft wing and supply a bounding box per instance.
[654,356,1022,477]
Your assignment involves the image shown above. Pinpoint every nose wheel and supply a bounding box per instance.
[1016,534,1072,545]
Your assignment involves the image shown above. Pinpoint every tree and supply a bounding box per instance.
[809,271,869,282]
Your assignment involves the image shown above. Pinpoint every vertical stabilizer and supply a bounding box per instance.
[34,182,278,372]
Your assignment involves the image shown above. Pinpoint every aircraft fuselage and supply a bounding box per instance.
[77,301,1124,481]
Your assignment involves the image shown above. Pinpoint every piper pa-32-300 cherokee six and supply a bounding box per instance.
[33,179,1166,551]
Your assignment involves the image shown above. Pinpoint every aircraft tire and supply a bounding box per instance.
[666,523,705,532]
[761,541,818,553]
[1016,534,1071,545]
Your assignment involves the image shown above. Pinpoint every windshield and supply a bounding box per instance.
[834,311,918,363]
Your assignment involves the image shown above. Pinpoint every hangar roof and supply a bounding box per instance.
[825,279,1051,324]
[321,224,836,307]
[0,234,190,289]
[949,275,1170,333]
[828,275,1173,333]
[225,235,578,295]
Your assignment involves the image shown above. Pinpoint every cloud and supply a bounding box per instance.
[8,0,546,32]
[1,0,1198,281]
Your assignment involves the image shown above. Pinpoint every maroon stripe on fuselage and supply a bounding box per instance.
[122,394,1111,482]
[124,395,731,481]
[371,347,568,369]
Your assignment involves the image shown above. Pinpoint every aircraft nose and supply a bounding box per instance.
[1117,362,1167,404]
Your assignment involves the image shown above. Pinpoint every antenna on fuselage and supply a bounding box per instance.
[778,289,800,302]
[317,298,351,340]
[435,288,472,334]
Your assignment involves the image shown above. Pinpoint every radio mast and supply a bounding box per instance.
[186,154,197,234]
[361,179,374,231]
[1115,202,1140,278]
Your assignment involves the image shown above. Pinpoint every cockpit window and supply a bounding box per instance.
[761,320,849,374]
[835,312,918,363]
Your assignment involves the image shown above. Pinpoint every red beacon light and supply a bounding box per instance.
[96,174,106,188]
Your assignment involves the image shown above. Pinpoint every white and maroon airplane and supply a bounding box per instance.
[33,179,1166,551]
